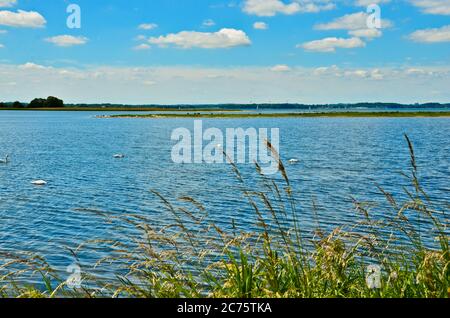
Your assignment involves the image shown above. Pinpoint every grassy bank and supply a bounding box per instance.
[0,136,448,298]
[105,111,450,119]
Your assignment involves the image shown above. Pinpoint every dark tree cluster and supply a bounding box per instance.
[0,101,24,108]
[0,97,64,109]
[28,96,64,108]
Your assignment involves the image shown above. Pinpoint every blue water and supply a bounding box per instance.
[0,111,449,282]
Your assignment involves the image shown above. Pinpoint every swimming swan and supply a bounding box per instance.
[31,180,47,186]
[0,155,9,164]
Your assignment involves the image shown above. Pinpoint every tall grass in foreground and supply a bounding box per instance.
[0,135,448,298]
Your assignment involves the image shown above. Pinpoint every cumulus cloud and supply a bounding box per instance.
[148,28,251,49]
[343,68,384,80]
[45,35,88,47]
[405,68,429,75]
[243,0,334,17]
[348,28,382,39]
[270,64,291,72]
[410,0,450,15]
[138,23,158,30]
[18,62,49,70]
[313,65,340,76]
[408,25,450,43]
[0,0,16,8]
[300,37,365,52]
[243,0,301,16]
[3,63,449,104]
[253,21,268,30]
[0,9,46,28]
[296,0,336,13]
[315,12,392,31]
[355,0,390,6]
[314,12,391,42]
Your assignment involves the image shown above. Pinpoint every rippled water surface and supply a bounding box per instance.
[0,111,449,280]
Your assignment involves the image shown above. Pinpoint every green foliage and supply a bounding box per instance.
[12,101,23,108]
[28,96,64,108]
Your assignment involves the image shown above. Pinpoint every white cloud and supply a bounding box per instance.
[348,28,382,39]
[313,65,340,75]
[133,43,151,50]
[410,0,450,15]
[18,62,48,70]
[45,35,88,47]
[243,0,335,17]
[138,23,158,30]
[253,21,268,30]
[0,43,3,48]
[315,12,392,30]
[270,64,291,72]
[0,0,16,8]
[148,28,251,49]
[300,37,366,52]
[0,9,46,28]
[202,19,216,27]
[405,68,428,75]
[370,69,384,80]
[344,69,368,78]
[3,63,449,104]
[315,12,391,43]
[243,0,301,16]
[296,0,336,13]
[355,0,390,6]
[408,25,450,43]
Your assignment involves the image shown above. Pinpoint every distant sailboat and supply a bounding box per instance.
[288,158,300,164]
[113,154,125,158]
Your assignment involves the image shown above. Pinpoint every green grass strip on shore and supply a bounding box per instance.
[104,111,450,119]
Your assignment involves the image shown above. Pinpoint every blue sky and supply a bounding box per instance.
[0,0,449,104]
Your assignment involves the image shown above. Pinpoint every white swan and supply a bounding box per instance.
[31,180,47,186]
[0,154,9,164]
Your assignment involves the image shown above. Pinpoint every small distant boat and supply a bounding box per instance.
[0,154,9,164]
[113,154,125,159]
[31,180,47,186]
[288,158,300,164]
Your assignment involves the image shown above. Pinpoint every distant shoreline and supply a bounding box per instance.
[0,107,242,112]
[101,111,450,119]
[2,102,450,112]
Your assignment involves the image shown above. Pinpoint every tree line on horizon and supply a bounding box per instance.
[0,98,449,109]
[0,96,64,109]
